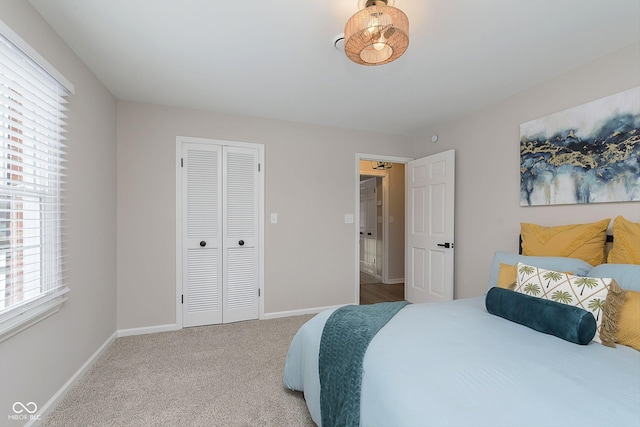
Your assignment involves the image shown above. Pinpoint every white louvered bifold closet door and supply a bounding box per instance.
[182,142,259,326]
[182,143,223,327]
[223,146,259,323]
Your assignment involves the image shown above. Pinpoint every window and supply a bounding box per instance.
[0,24,73,341]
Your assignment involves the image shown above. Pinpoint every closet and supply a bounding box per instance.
[178,137,263,327]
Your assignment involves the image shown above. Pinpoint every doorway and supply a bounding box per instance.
[355,151,456,305]
[357,157,409,304]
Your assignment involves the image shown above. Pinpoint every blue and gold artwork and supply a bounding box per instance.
[520,87,640,206]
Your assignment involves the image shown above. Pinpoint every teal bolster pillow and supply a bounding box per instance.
[485,287,596,345]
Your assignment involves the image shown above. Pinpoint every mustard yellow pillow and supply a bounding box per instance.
[617,290,640,351]
[608,216,640,265]
[520,219,610,266]
[497,263,517,290]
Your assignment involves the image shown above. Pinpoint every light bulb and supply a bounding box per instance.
[373,33,387,51]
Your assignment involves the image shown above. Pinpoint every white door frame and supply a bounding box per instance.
[176,136,265,329]
[355,153,413,303]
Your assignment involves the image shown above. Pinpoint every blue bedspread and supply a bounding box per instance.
[284,297,640,427]
[319,302,409,427]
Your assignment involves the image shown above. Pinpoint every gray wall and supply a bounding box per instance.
[0,0,117,420]
[114,42,640,329]
[116,102,415,329]
[412,42,640,299]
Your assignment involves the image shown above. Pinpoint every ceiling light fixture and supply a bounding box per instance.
[344,0,409,66]
[371,161,393,170]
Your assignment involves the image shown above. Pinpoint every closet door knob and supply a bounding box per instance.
[200,241,206,247]
[238,240,245,246]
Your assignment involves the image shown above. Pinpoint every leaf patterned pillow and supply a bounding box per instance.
[514,262,616,344]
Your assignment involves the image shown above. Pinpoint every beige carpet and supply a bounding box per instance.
[43,315,316,427]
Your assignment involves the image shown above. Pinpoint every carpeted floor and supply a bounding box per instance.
[43,315,316,427]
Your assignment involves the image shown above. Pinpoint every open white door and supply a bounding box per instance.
[406,150,455,303]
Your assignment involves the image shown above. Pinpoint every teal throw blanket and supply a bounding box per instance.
[319,301,409,427]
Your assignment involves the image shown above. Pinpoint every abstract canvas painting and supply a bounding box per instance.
[520,86,640,206]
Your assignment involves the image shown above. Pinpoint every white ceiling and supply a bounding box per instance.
[28,0,640,136]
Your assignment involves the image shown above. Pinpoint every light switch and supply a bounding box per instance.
[270,213,278,224]
[344,214,354,224]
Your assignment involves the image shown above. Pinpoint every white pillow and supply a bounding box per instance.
[514,262,614,343]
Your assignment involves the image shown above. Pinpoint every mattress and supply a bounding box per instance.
[283,297,640,427]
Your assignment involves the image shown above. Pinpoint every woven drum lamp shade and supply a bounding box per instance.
[344,0,409,66]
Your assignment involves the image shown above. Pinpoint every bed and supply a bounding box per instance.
[283,252,640,427]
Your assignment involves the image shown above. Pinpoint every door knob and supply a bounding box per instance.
[238,240,245,246]
[437,242,451,248]
[200,241,206,247]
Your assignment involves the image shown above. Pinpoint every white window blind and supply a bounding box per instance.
[0,30,70,341]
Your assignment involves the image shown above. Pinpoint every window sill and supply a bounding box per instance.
[0,287,70,343]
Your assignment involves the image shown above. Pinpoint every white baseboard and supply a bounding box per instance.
[385,278,405,285]
[29,331,118,426]
[262,304,347,320]
[30,323,179,425]
[117,323,179,337]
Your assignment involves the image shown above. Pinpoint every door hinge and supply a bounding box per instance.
[258,288,261,297]
[181,158,184,167]
[181,294,184,304]
[258,163,261,172]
